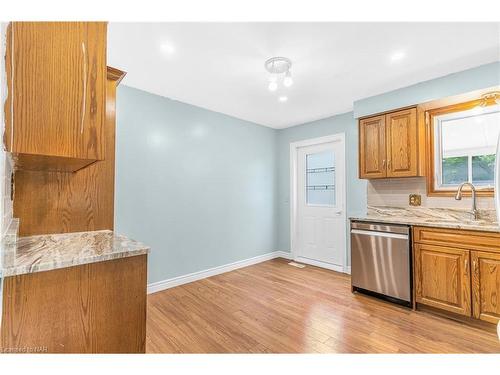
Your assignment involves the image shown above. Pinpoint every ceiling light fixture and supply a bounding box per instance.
[265,56,293,91]
[278,96,288,103]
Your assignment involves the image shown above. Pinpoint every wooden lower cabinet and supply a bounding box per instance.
[414,243,471,316]
[471,251,500,324]
[1,255,147,353]
[413,226,500,326]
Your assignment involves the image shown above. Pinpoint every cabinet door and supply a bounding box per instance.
[471,251,500,324]
[6,22,106,166]
[415,243,471,316]
[385,108,418,177]
[358,115,386,179]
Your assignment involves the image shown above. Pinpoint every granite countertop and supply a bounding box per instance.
[1,228,150,277]
[350,206,500,233]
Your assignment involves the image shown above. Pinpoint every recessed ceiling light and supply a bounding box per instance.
[279,96,288,103]
[160,42,175,55]
[390,51,405,62]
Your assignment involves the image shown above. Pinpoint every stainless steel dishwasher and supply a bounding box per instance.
[350,221,412,307]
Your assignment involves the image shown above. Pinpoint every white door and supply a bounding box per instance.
[293,135,346,272]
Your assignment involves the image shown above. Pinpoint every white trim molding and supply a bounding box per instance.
[147,251,292,294]
[293,257,344,273]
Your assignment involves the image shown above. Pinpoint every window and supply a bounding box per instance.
[429,100,500,195]
[306,150,335,206]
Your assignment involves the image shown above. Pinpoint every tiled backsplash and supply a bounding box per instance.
[367,177,496,211]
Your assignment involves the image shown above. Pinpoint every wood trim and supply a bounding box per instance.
[416,304,498,333]
[357,104,417,121]
[416,105,427,176]
[413,226,500,253]
[425,97,497,197]
[107,66,127,84]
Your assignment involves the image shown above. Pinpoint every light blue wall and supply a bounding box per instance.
[276,112,367,264]
[354,62,500,118]
[115,86,277,284]
[115,62,500,282]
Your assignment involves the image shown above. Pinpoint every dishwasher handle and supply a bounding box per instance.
[351,228,409,240]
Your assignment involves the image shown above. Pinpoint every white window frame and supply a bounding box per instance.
[433,106,499,191]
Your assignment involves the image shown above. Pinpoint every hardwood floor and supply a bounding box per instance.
[146,258,500,353]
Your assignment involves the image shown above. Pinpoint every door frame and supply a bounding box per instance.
[289,133,348,273]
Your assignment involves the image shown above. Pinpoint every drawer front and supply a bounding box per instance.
[413,226,500,253]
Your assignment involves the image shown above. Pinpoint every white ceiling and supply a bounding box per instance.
[107,23,500,129]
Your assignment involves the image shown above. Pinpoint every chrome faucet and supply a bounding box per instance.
[455,182,479,220]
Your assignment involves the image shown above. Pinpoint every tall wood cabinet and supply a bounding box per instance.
[13,67,125,236]
[4,22,107,172]
[358,107,423,179]
[413,226,500,325]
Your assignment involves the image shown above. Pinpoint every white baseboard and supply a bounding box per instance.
[147,251,292,294]
[293,256,345,273]
[344,266,351,275]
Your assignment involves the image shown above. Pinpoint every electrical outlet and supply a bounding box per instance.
[409,194,421,206]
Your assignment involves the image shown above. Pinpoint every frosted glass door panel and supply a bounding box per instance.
[306,150,335,206]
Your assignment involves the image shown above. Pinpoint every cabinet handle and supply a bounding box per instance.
[80,42,87,134]
[473,260,478,273]
[388,160,392,170]
[464,258,469,275]
[382,159,386,169]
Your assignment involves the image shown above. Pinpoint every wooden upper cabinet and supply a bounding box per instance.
[414,243,471,317]
[4,22,107,172]
[358,115,387,179]
[385,108,418,177]
[471,251,500,324]
[358,107,423,179]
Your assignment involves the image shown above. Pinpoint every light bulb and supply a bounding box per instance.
[160,42,175,55]
[268,80,278,92]
[283,71,293,87]
[390,51,405,62]
[279,96,288,103]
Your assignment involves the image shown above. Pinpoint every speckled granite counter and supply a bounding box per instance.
[350,206,500,233]
[1,229,150,277]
